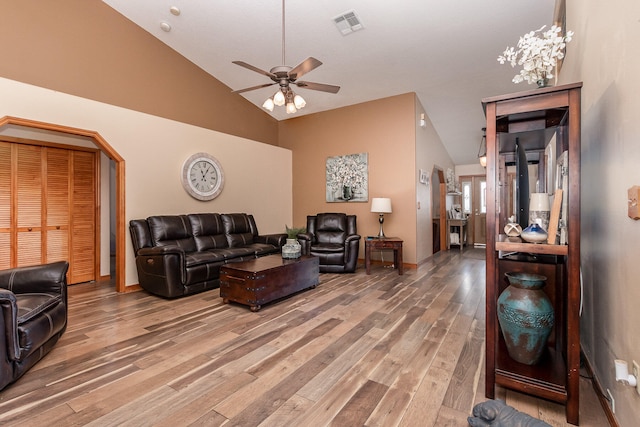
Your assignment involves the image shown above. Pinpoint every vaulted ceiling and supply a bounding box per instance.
[102,0,557,165]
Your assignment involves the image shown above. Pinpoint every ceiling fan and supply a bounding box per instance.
[231,0,340,114]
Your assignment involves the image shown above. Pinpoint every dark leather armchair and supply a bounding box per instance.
[0,261,68,391]
[298,213,360,273]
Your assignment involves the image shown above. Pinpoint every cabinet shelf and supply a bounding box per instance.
[495,234,568,256]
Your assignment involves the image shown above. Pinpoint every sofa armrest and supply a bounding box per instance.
[344,234,361,264]
[0,289,20,360]
[134,245,189,295]
[297,232,314,255]
[255,233,287,248]
[0,261,68,296]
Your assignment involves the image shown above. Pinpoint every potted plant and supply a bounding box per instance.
[282,225,305,259]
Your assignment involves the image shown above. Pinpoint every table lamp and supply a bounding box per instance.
[371,197,392,238]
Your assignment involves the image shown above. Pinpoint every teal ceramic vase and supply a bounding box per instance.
[497,272,554,365]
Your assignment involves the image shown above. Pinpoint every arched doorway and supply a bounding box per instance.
[0,116,126,292]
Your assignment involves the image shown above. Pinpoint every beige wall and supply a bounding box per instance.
[279,93,454,265]
[1,0,278,147]
[415,98,456,262]
[0,78,292,287]
[561,1,640,425]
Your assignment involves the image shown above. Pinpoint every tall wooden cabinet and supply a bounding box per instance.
[482,83,582,425]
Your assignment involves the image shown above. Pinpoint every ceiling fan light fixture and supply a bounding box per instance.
[262,97,275,111]
[273,90,286,106]
[286,101,297,114]
[294,94,306,109]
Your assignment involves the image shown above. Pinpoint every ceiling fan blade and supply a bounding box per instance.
[232,82,276,94]
[295,81,341,94]
[232,61,276,79]
[288,57,323,80]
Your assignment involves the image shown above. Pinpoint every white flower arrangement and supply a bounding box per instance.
[498,25,574,86]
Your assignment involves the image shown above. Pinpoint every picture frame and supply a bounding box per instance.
[326,153,368,202]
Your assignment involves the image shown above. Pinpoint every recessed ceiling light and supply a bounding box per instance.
[160,22,171,32]
[170,6,180,16]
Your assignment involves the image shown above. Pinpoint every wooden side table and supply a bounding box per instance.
[447,218,468,253]
[364,237,403,275]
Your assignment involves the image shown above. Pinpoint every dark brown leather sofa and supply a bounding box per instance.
[0,261,68,391]
[129,213,286,298]
[298,213,360,273]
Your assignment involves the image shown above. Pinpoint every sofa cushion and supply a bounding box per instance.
[222,214,258,248]
[148,215,197,253]
[188,213,228,251]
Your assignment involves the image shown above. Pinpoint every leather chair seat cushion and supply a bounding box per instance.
[15,294,66,360]
[310,252,344,266]
[310,243,344,254]
[185,261,225,285]
[185,251,227,267]
[246,243,279,256]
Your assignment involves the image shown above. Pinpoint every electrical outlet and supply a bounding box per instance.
[607,388,615,413]
[633,360,640,395]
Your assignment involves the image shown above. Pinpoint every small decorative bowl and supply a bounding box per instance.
[504,222,522,237]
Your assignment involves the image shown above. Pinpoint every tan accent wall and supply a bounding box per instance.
[1,0,278,146]
[279,93,421,264]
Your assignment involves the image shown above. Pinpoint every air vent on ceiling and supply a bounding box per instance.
[333,10,363,35]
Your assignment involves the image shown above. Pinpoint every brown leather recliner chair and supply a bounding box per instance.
[298,213,360,273]
[0,261,68,391]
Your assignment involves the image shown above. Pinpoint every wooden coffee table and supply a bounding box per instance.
[219,255,319,311]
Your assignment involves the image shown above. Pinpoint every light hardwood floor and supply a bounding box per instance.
[0,249,609,426]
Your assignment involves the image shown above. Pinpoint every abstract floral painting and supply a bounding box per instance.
[326,153,368,202]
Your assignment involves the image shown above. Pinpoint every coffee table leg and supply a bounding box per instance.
[223,298,229,304]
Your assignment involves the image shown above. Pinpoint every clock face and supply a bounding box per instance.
[181,153,224,201]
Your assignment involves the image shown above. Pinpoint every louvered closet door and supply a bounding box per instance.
[45,148,70,265]
[16,145,43,267]
[0,141,96,284]
[0,143,10,269]
[70,151,95,284]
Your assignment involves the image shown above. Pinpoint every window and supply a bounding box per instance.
[462,182,471,214]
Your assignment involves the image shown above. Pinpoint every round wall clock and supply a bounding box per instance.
[181,152,225,201]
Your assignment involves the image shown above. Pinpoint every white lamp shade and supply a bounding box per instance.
[293,94,306,109]
[262,98,275,111]
[285,102,297,114]
[529,193,550,211]
[273,90,285,106]
[371,197,392,213]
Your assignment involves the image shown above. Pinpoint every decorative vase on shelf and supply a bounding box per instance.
[282,238,301,259]
[520,223,548,243]
[529,193,550,231]
[497,272,554,365]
